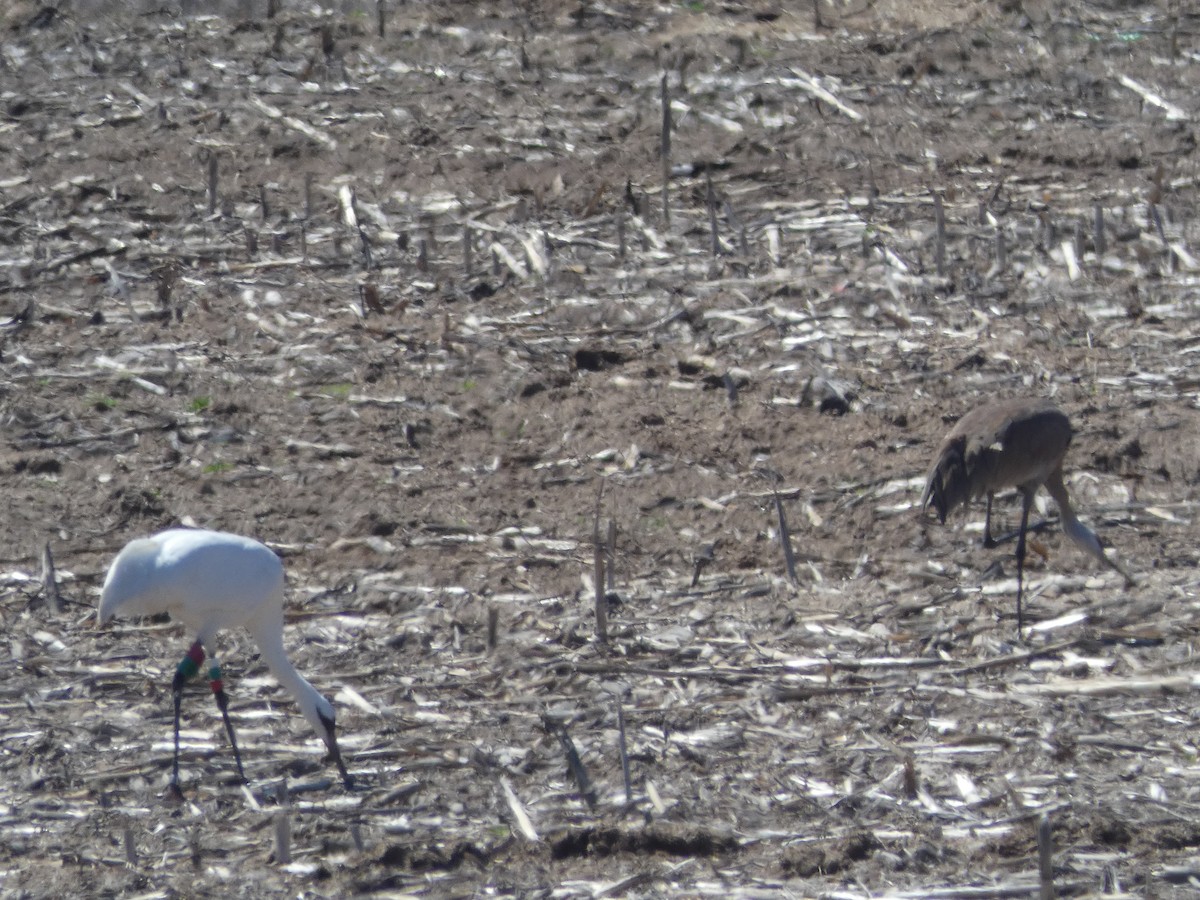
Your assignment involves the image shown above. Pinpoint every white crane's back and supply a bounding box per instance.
[99,529,285,640]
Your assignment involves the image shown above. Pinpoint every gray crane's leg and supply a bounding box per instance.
[1015,490,1035,637]
[982,493,997,547]
[985,492,1056,549]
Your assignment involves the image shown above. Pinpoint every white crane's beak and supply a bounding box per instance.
[318,710,354,789]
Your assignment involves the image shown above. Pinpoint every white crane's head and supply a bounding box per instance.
[305,691,354,788]
[97,536,162,628]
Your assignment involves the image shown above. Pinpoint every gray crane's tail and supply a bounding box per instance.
[922,438,971,524]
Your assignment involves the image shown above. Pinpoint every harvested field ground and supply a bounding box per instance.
[4,0,1200,896]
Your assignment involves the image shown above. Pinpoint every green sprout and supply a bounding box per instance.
[319,383,353,400]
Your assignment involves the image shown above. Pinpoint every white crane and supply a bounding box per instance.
[98,528,353,793]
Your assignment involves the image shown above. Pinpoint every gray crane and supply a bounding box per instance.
[922,397,1131,634]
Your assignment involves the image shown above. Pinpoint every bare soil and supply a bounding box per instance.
[4,0,1200,896]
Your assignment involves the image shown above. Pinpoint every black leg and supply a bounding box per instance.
[170,685,184,798]
[984,492,1059,549]
[989,517,1056,547]
[171,640,206,795]
[206,655,247,783]
[1015,490,1035,638]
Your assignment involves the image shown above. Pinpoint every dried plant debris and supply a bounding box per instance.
[3,0,1200,897]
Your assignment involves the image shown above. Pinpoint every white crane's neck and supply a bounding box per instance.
[251,624,334,741]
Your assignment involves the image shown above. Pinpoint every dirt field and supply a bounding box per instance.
[4,0,1200,896]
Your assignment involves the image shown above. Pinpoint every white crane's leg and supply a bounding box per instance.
[170,642,205,796]
[171,640,246,795]
[204,651,247,784]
